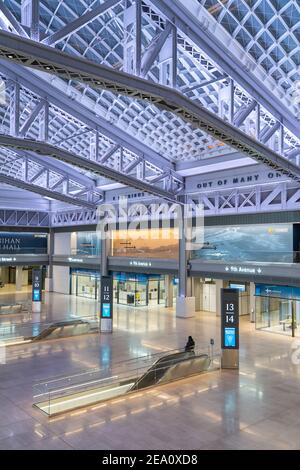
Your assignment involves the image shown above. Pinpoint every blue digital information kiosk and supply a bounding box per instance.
[100,275,113,333]
[221,288,239,369]
[32,269,42,313]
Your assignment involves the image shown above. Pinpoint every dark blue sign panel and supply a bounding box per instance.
[221,288,239,350]
[0,232,47,254]
[255,284,300,301]
[32,269,42,303]
[100,276,113,319]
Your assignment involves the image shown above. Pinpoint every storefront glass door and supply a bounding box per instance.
[148,280,159,305]
[256,296,297,336]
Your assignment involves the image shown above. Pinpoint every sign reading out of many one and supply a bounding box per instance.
[221,288,239,350]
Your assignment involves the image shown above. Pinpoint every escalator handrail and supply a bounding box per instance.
[30,319,89,341]
[130,351,208,391]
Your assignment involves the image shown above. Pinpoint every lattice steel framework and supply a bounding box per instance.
[0,0,299,220]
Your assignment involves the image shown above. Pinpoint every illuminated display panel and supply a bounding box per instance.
[112,228,179,259]
[192,224,293,263]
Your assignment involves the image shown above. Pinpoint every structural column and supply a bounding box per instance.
[101,234,111,277]
[15,266,23,292]
[45,228,54,292]
[165,274,173,308]
[249,282,256,323]
[193,277,203,312]
[215,279,224,316]
[176,208,195,318]
[100,231,113,333]
[52,232,72,294]
[296,301,300,326]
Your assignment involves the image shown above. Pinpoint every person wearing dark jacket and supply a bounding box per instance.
[185,336,195,353]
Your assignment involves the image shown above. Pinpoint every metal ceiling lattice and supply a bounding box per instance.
[201,0,300,96]
[0,0,299,215]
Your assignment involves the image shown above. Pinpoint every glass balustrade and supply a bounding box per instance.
[33,346,220,417]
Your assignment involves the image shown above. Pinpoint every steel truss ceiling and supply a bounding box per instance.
[51,181,300,227]
[0,0,299,215]
[0,135,180,202]
[200,0,300,97]
[0,146,103,209]
[0,209,49,227]
[0,63,183,202]
[0,27,300,184]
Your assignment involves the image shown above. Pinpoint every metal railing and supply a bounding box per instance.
[0,314,99,345]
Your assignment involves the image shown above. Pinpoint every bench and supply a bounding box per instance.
[279,318,297,331]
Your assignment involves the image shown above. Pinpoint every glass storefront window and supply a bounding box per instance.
[256,296,297,336]
[113,272,165,307]
[70,269,99,300]
[255,284,300,337]
[70,269,167,307]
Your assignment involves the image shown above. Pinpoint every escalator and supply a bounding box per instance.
[30,319,96,341]
[130,351,211,391]
[34,349,212,416]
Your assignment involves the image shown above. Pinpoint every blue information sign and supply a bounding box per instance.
[224,328,236,347]
[33,290,41,302]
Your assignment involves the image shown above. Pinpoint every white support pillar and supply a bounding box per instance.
[193,277,203,312]
[45,229,54,292]
[176,205,195,318]
[101,234,111,277]
[15,266,23,291]
[215,279,224,316]
[296,301,300,325]
[249,282,256,323]
[165,274,173,308]
[52,232,72,294]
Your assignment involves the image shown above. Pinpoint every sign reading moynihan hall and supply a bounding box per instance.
[0,233,47,254]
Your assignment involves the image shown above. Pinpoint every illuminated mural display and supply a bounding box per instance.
[112,228,179,259]
[192,224,293,263]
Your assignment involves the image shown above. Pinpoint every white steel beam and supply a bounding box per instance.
[0,30,298,184]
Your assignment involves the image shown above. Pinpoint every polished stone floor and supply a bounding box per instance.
[0,291,300,450]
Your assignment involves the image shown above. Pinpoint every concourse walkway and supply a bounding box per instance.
[0,292,299,449]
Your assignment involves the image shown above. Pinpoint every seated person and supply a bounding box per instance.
[185,336,195,353]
